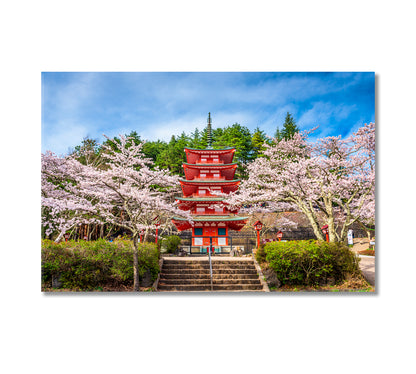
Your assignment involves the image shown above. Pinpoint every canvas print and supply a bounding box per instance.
[41,72,375,293]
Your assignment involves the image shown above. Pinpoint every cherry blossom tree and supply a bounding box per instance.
[349,123,376,240]
[42,135,191,291]
[222,123,375,243]
[41,151,100,242]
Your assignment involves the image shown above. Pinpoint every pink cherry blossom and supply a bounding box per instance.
[42,135,192,290]
[222,123,375,242]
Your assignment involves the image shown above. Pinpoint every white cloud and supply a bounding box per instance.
[43,73,98,119]
[41,120,90,156]
[42,73,102,154]
[298,101,357,129]
[41,73,371,153]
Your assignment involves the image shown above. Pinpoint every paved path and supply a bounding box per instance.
[358,255,375,286]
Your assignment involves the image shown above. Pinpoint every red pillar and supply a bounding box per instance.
[321,225,329,242]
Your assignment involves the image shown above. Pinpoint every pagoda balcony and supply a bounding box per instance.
[193,177,226,181]
[191,193,222,198]
[197,160,225,164]
[191,210,238,215]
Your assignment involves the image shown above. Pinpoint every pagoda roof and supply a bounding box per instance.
[183,162,237,168]
[175,197,240,214]
[176,197,224,202]
[179,178,240,184]
[171,215,248,231]
[173,215,248,221]
[184,147,235,153]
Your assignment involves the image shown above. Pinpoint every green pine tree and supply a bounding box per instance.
[281,112,300,140]
[213,123,253,179]
[142,140,167,164]
[251,126,268,158]
[189,128,203,149]
[274,126,283,141]
[155,133,190,176]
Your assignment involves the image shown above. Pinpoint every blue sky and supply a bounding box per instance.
[41,72,375,155]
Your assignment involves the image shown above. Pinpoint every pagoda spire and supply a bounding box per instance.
[207,112,213,149]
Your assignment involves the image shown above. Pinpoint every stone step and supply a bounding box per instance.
[160,273,260,280]
[158,257,264,292]
[160,268,259,275]
[163,261,254,266]
[163,260,255,264]
[159,278,261,285]
[157,284,263,291]
[163,260,254,265]
[162,262,256,268]
[161,266,257,274]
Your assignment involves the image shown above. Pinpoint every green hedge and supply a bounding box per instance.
[41,239,159,290]
[262,240,360,286]
[161,235,182,253]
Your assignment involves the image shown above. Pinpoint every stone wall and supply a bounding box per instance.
[352,237,374,252]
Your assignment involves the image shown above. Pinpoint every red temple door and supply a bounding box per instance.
[203,227,217,246]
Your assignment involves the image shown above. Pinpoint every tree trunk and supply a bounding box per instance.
[357,221,373,241]
[323,196,337,243]
[301,205,325,241]
[292,198,324,241]
[106,224,114,239]
[55,230,65,243]
[132,233,140,291]
[327,216,337,243]
[55,224,75,243]
[143,228,150,243]
[308,216,325,241]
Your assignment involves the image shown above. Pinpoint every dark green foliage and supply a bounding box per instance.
[251,126,269,159]
[281,112,300,140]
[264,240,360,286]
[41,239,159,290]
[142,140,168,163]
[273,112,299,142]
[255,244,267,263]
[274,126,283,141]
[189,128,204,149]
[162,235,182,254]
[155,133,190,176]
[212,123,254,178]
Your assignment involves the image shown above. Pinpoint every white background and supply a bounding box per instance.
[1,1,415,373]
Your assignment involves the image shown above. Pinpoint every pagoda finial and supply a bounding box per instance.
[207,112,212,148]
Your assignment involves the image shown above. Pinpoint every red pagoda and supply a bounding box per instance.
[172,113,247,253]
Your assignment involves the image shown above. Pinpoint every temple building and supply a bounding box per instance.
[172,113,248,253]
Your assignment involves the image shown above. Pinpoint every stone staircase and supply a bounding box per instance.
[157,257,265,292]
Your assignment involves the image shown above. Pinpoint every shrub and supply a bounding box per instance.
[264,240,361,286]
[135,241,160,281]
[255,244,267,263]
[162,235,182,254]
[41,239,159,290]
